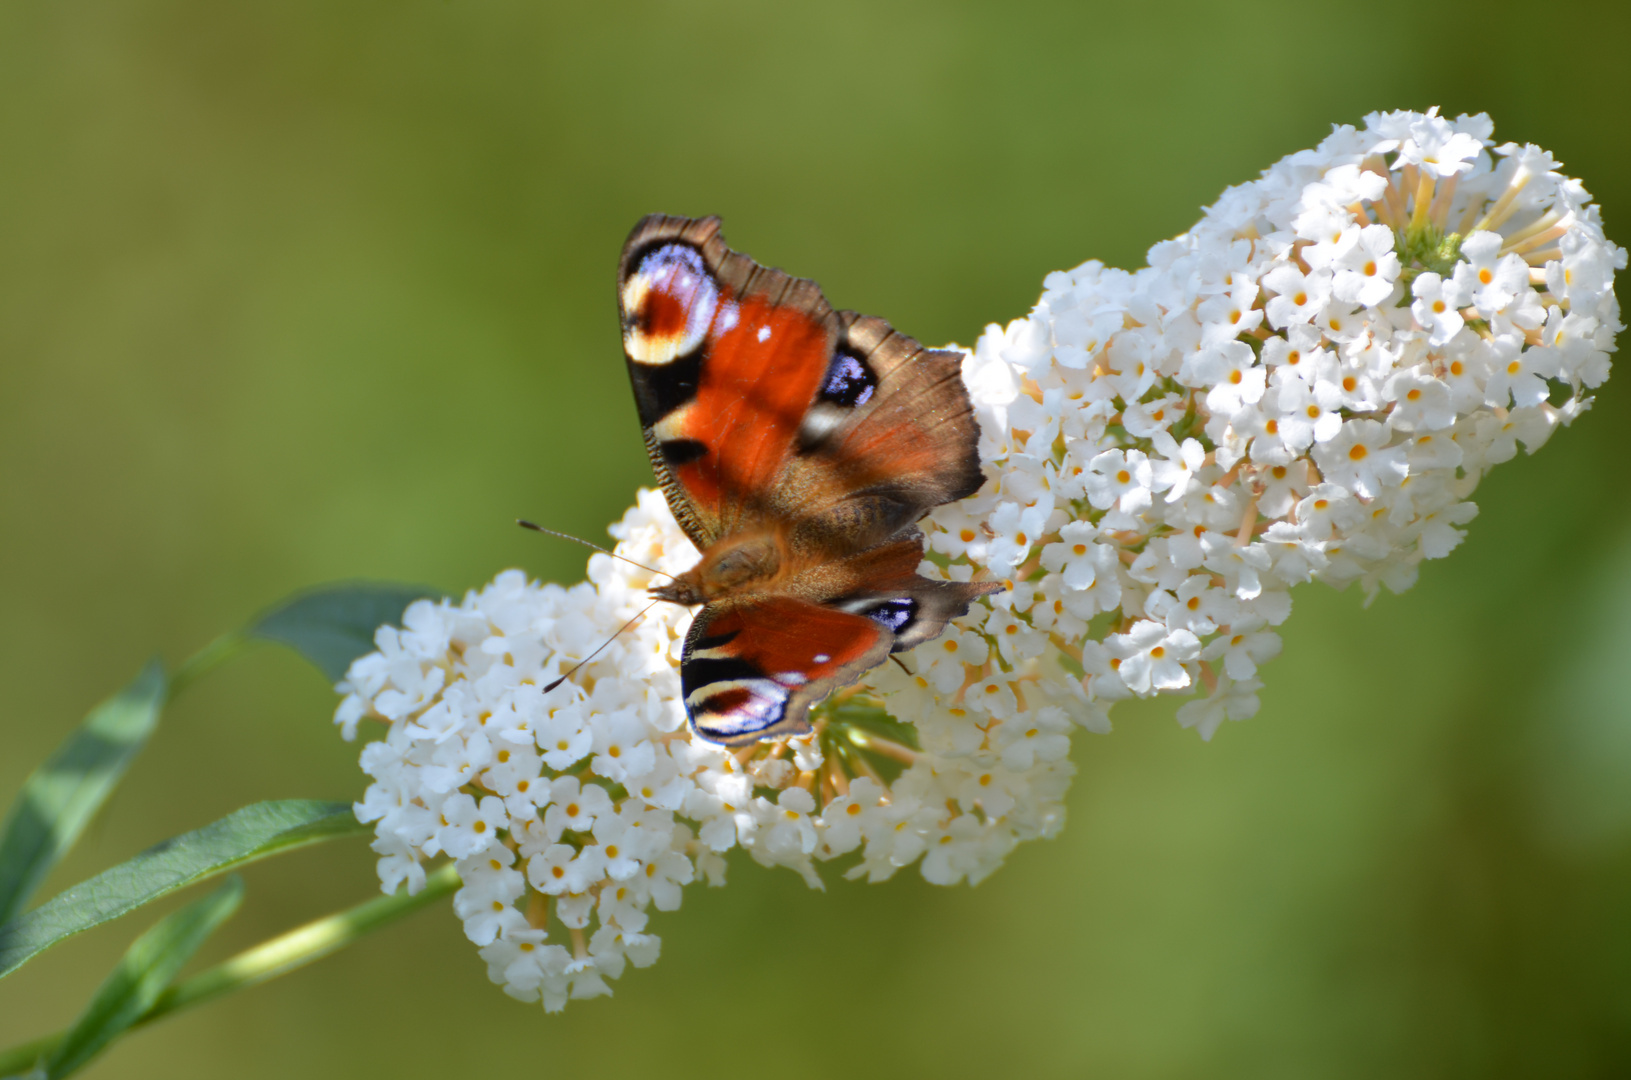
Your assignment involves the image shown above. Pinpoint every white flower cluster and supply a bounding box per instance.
[927,106,1622,744]
[338,490,1056,1009]
[335,109,1620,1008]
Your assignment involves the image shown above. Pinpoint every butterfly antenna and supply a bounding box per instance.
[543,599,662,693]
[516,519,669,578]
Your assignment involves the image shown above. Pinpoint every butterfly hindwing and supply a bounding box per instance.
[681,536,1001,745]
[682,596,891,745]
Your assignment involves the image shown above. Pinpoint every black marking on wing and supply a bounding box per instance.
[681,654,764,696]
[628,349,704,425]
[689,627,742,652]
[660,438,708,467]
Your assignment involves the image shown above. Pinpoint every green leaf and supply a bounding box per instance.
[42,876,244,1079]
[0,800,365,981]
[0,661,168,925]
[249,582,441,682]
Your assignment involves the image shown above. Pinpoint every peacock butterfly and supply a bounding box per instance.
[617,215,999,745]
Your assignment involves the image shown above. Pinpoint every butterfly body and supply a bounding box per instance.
[618,215,998,745]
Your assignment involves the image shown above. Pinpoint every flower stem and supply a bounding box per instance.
[0,863,460,1076]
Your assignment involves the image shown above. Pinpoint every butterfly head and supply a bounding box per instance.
[648,528,785,608]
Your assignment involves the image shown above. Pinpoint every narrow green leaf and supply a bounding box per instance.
[0,661,168,925]
[0,800,365,981]
[0,864,461,1076]
[249,582,441,682]
[42,876,244,1079]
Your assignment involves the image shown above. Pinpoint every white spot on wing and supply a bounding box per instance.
[797,403,845,446]
[756,325,772,343]
[813,654,830,663]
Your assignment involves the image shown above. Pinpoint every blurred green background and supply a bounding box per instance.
[3,0,1631,1076]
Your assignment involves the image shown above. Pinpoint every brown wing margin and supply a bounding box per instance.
[835,311,986,507]
[640,424,711,550]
